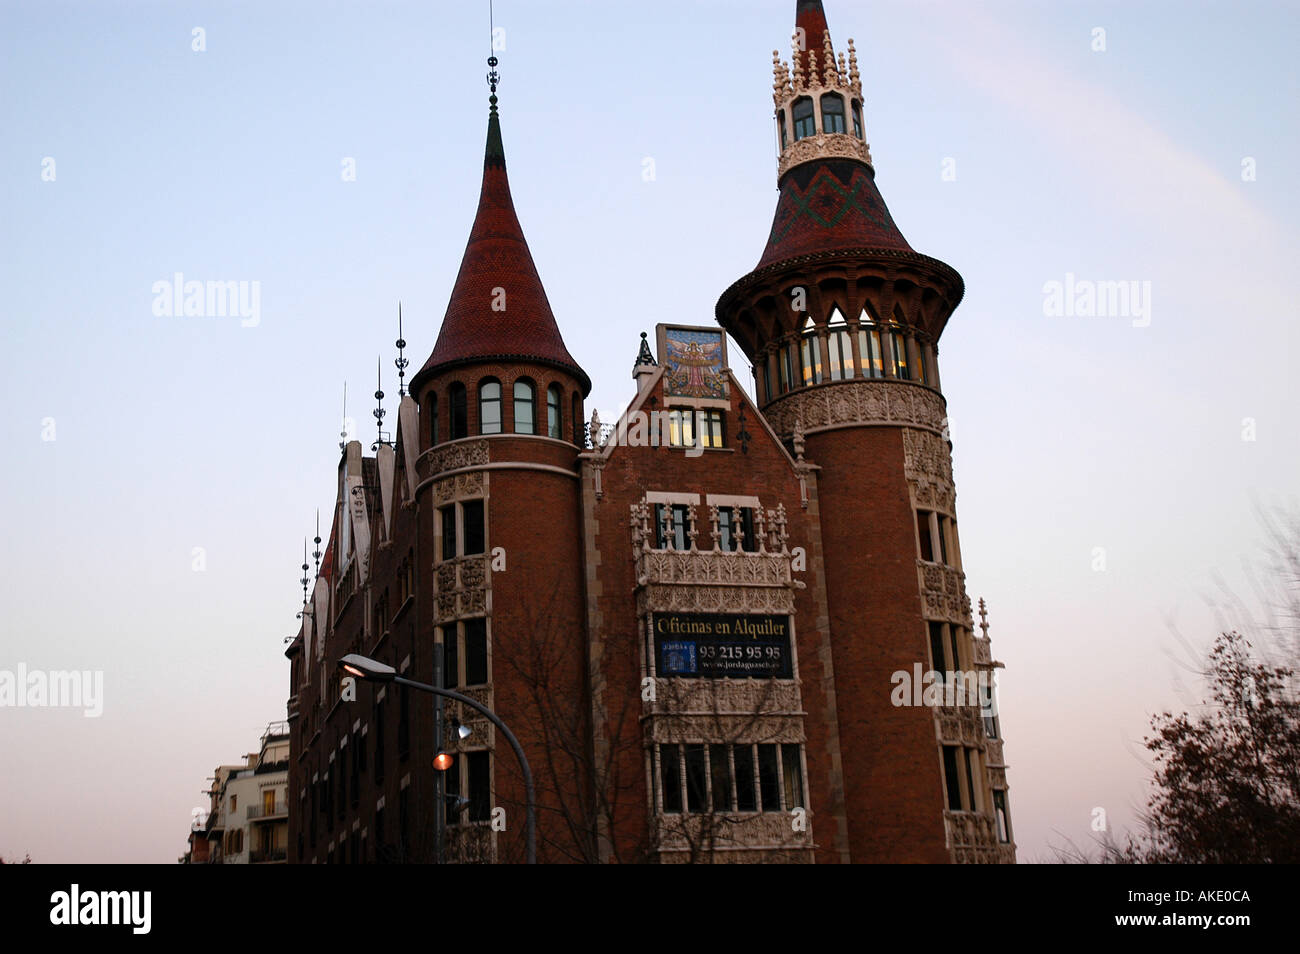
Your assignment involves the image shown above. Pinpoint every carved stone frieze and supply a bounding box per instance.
[902,427,956,514]
[653,811,814,858]
[936,704,985,748]
[944,811,1011,864]
[777,131,872,177]
[764,380,947,440]
[985,739,1005,768]
[918,561,973,626]
[434,555,489,624]
[648,678,803,717]
[443,823,495,864]
[635,549,793,588]
[648,714,805,745]
[636,584,796,617]
[433,470,486,503]
[419,440,489,481]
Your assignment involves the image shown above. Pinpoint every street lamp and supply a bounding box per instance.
[338,653,536,864]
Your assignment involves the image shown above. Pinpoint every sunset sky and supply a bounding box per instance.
[1,0,1297,862]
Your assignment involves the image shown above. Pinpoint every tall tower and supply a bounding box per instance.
[716,0,1015,862]
[406,78,592,863]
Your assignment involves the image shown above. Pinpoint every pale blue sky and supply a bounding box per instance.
[1,0,1297,862]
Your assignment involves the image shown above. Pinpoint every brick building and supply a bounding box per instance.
[284,0,1015,864]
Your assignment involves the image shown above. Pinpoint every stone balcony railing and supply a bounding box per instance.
[635,548,793,589]
[654,811,814,861]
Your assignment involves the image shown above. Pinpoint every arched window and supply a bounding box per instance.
[889,307,909,379]
[478,379,501,435]
[851,100,863,139]
[572,393,582,445]
[778,111,788,150]
[547,384,562,438]
[449,382,468,439]
[792,97,815,140]
[857,307,884,378]
[428,393,439,446]
[800,317,822,386]
[826,308,852,381]
[820,93,846,134]
[513,379,535,434]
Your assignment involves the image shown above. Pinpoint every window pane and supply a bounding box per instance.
[937,515,950,565]
[993,790,1011,842]
[891,332,908,378]
[792,97,814,139]
[442,628,458,689]
[757,744,781,812]
[684,744,707,813]
[450,385,467,439]
[717,508,734,552]
[479,381,501,434]
[440,505,457,561]
[710,745,732,811]
[963,748,978,812]
[733,745,757,812]
[464,618,488,686]
[942,746,962,811]
[821,93,845,134]
[740,508,759,553]
[514,380,535,434]
[467,751,490,822]
[672,504,690,551]
[917,510,933,562]
[462,500,485,555]
[929,621,947,684]
[781,744,804,809]
[660,745,683,814]
[852,102,863,138]
[547,386,561,438]
[429,395,439,445]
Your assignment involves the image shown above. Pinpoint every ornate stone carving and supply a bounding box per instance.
[777,132,872,177]
[918,561,973,627]
[444,823,495,864]
[433,555,489,623]
[936,704,985,748]
[972,637,992,667]
[902,427,956,514]
[944,811,1010,864]
[419,439,489,481]
[650,714,805,745]
[637,584,796,617]
[764,380,947,440]
[647,677,803,718]
[653,811,814,858]
[635,549,794,588]
[985,739,1005,768]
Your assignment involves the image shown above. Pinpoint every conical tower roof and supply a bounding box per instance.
[412,95,590,395]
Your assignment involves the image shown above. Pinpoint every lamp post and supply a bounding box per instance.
[339,653,536,864]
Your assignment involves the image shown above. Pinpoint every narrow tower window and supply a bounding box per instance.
[478,379,502,434]
[820,93,846,134]
[851,100,863,139]
[800,317,823,386]
[827,308,851,381]
[857,309,884,378]
[792,97,815,140]
[547,384,562,438]
[449,383,468,439]
[428,393,439,446]
[513,379,535,434]
[778,111,788,150]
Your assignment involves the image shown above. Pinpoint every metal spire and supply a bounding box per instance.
[372,356,387,450]
[339,382,348,450]
[394,302,408,398]
[312,509,322,578]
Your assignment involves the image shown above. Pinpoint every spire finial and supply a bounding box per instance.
[312,509,322,578]
[395,302,408,398]
[487,0,499,102]
[978,597,989,638]
[339,382,348,450]
[300,538,310,605]
[372,356,387,450]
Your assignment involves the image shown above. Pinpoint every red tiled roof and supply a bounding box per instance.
[795,0,832,75]
[755,159,912,271]
[412,102,589,394]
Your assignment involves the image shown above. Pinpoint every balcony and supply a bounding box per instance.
[249,846,288,864]
[246,801,288,821]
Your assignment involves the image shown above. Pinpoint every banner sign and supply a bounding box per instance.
[654,613,792,678]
